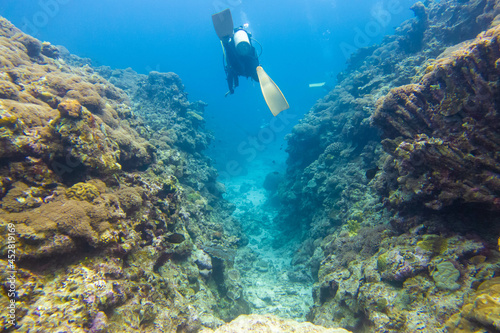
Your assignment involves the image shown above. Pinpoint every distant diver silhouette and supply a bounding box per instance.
[212,8,289,116]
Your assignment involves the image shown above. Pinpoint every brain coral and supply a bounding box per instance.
[66,182,100,202]
[431,260,460,291]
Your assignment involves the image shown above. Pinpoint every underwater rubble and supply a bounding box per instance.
[276,0,500,332]
[223,168,315,320]
[199,314,351,333]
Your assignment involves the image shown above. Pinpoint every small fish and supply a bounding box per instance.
[365,167,379,180]
[42,183,59,189]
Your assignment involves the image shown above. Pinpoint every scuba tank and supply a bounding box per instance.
[233,29,252,56]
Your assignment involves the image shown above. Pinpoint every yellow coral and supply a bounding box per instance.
[377,252,389,271]
[99,229,118,245]
[347,219,360,237]
[446,277,500,332]
[0,106,17,126]
[416,235,448,255]
[346,211,364,236]
[66,182,100,202]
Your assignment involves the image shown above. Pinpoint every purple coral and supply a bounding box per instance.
[89,311,108,333]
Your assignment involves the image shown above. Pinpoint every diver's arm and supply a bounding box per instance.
[226,70,235,95]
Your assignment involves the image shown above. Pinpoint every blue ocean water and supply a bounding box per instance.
[1,0,419,176]
[10,1,499,329]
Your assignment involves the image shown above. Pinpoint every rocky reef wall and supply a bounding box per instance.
[0,16,249,332]
[277,0,500,332]
[373,25,500,212]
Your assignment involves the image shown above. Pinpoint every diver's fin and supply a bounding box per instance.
[212,9,234,40]
[256,66,289,116]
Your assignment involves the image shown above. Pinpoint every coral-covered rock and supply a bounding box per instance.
[0,181,43,212]
[41,41,60,59]
[0,79,19,100]
[57,99,82,118]
[0,14,246,333]
[378,248,429,282]
[270,1,500,333]
[431,260,461,291]
[373,25,500,211]
[0,16,152,175]
[445,277,500,332]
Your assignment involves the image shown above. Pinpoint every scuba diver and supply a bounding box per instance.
[212,9,289,116]
[221,26,260,96]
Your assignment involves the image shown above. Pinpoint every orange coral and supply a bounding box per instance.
[57,99,82,118]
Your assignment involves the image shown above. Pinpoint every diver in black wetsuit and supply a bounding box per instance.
[221,27,260,96]
[212,8,289,116]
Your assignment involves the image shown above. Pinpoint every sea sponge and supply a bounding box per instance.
[66,182,100,202]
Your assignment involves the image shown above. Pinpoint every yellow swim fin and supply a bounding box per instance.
[256,66,289,116]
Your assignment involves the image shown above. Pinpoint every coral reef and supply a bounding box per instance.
[445,277,500,332]
[274,0,500,332]
[0,16,246,332]
[1,0,500,331]
[0,16,153,175]
[373,24,500,211]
